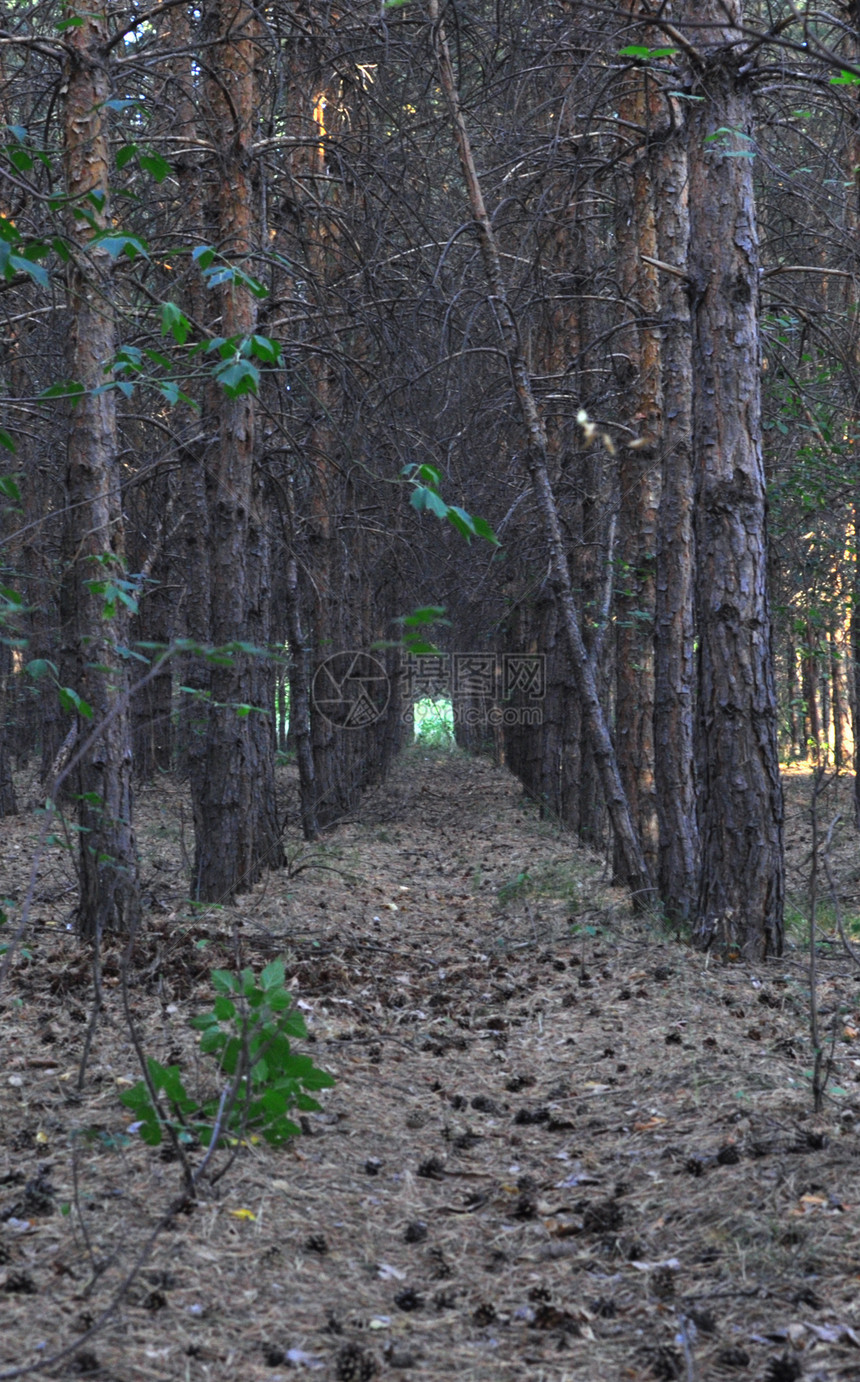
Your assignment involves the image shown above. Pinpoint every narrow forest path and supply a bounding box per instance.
[3,749,860,1382]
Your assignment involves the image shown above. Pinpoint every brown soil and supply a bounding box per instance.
[2,751,860,1382]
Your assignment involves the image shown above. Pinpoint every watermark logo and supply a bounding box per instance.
[311,650,546,729]
[405,652,545,705]
[312,651,390,728]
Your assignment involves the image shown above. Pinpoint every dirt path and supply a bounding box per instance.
[3,749,860,1381]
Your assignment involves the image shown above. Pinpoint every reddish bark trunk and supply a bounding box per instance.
[686,0,784,956]
[61,5,140,938]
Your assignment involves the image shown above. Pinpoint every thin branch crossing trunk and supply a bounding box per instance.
[427,0,655,908]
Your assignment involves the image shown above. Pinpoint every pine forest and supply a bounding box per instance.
[3,1,860,1378]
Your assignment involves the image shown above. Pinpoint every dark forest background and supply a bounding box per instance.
[2,0,860,959]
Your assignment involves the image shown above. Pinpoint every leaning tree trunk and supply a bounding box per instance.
[686,0,784,957]
[61,5,140,938]
[428,0,655,908]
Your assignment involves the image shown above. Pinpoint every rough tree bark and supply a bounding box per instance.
[614,12,662,886]
[192,0,280,900]
[685,0,784,956]
[61,4,140,938]
[653,91,699,923]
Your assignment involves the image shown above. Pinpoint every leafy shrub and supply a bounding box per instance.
[120,959,333,1148]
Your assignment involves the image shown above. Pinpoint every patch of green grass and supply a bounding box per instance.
[494,855,607,915]
[784,896,860,947]
[413,697,455,748]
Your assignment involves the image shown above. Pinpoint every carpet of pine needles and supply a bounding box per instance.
[3,748,860,1382]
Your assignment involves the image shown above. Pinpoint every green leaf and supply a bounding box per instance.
[220,1036,241,1075]
[203,265,234,289]
[410,486,449,519]
[300,1067,335,1091]
[189,1011,218,1031]
[56,15,84,29]
[40,380,85,402]
[119,1083,152,1113]
[295,1092,322,1111]
[160,300,190,345]
[248,334,282,365]
[116,143,138,170]
[144,349,173,370]
[260,1088,289,1115]
[263,1117,301,1143]
[261,959,286,990]
[96,233,150,261]
[617,44,651,57]
[211,969,240,994]
[214,357,260,397]
[282,1009,307,1038]
[58,686,93,719]
[199,1029,227,1055]
[9,255,49,288]
[831,69,860,84]
[213,995,236,1021]
[8,147,33,172]
[138,1118,163,1147]
[139,151,172,183]
[447,504,478,537]
[25,658,57,681]
[472,515,499,545]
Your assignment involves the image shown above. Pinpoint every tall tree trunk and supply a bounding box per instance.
[653,95,699,923]
[61,5,139,939]
[192,0,280,900]
[686,0,784,957]
[614,20,661,885]
[167,2,212,794]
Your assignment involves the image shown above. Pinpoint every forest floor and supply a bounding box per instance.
[3,749,860,1382]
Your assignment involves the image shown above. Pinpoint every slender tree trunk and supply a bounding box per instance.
[786,636,800,758]
[614,19,661,885]
[0,636,15,815]
[61,5,139,938]
[802,632,821,761]
[167,3,212,793]
[428,0,655,907]
[286,556,319,840]
[653,96,699,923]
[192,0,280,900]
[831,631,845,768]
[685,0,784,957]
